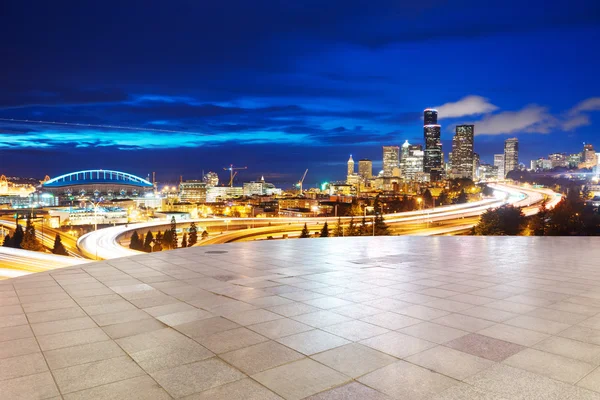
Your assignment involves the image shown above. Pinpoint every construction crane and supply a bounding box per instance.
[297,169,308,195]
[223,164,247,187]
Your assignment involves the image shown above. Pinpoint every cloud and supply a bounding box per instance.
[435,95,498,119]
[570,97,600,114]
[562,114,591,131]
[470,105,554,135]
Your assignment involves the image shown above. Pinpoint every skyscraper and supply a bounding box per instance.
[347,154,355,176]
[382,146,400,177]
[504,138,519,176]
[424,124,443,181]
[494,154,505,179]
[424,108,438,125]
[450,125,475,179]
[581,144,598,169]
[358,159,373,179]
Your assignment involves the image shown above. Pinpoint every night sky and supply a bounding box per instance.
[1,0,600,186]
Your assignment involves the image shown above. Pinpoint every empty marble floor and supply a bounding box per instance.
[1,236,600,399]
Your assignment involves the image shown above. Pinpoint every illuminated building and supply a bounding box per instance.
[494,154,505,179]
[450,125,474,179]
[203,171,219,187]
[549,153,568,168]
[179,180,207,203]
[48,206,128,226]
[206,186,243,202]
[358,159,373,179]
[503,138,519,176]
[403,149,425,181]
[580,144,598,169]
[39,170,154,204]
[424,124,443,181]
[568,153,583,168]
[473,153,480,180]
[424,108,438,125]
[347,155,355,176]
[479,164,499,181]
[382,146,400,177]
[243,176,282,196]
[530,158,552,171]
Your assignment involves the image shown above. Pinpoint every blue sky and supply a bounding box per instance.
[1,0,599,185]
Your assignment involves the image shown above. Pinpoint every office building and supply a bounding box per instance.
[179,180,207,203]
[450,125,475,179]
[243,176,282,196]
[473,152,480,180]
[494,154,505,179]
[580,144,598,169]
[479,164,499,181]
[382,146,400,177]
[424,108,438,125]
[504,138,519,176]
[358,159,373,179]
[404,149,424,181]
[568,153,583,168]
[424,124,443,181]
[549,153,568,169]
[530,158,552,171]
[347,154,355,176]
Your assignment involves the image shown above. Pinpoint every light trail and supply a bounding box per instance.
[0,247,86,279]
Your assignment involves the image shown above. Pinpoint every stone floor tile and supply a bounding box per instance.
[276,329,350,355]
[526,307,589,325]
[311,343,397,378]
[303,381,391,400]
[157,309,215,326]
[445,333,525,362]
[252,358,350,400]
[559,325,600,346]
[220,340,304,374]
[53,356,145,394]
[303,296,354,309]
[431,382,511,400]
[0,324,33,343]
[151,357,244,398]
[0,337,40,359]
[198,327,269,354]
[504,315,571,334]
[63,375,171,400]
[503,348,595,384]
[244,295,294,308]
[458,306,519,323]
[226,309,285,325]
[37,327,110,351]
[26,307,87,324]
[397,304,450,320]
[0,313,28,328]
[291,310,352,328]
[322,320,389,341]
[433,313,495,332]
[330,304,383,319]
[485,300,538,314]
[358,360,459,400]
[182,378,283,400]
[247,318,312,339]
[91,309,152,326]
[31,316,96,336]
[360,311,422,330]
[0,305,24,316]
[81,300,137,316]
[464,363,575,400]
[22,299,79,313]
[477,323,549,346]
[174,316,240,339]
[533,336,600,364]
[578,367,600,393]
[359,331,436,358]
[399,321,469,344]
[267,303,321,317]
[0,372,59,400]
[44,340,125,369]
[102,318,167,339]
[0,352,47,381]
[406,345,495,380]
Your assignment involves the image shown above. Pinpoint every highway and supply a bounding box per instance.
[0,247,86,280]
[77,183,559,259]
[0,219,83,258]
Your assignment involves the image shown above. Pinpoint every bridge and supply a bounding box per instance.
[41,169,153,188]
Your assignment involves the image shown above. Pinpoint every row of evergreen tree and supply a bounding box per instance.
[299,214,390,238]
[2,216,68,255]
[129,219,208,252]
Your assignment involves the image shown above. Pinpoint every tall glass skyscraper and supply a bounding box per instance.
[424,108,438,125]
[424,123,443,182]
[504,138,519,176]
[451,125,475,179]
[382,146,400,176]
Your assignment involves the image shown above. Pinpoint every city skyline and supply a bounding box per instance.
[1,1,600,183]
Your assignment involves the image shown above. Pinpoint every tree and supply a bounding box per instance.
[359,217,368,236]
[347,217,357,236]
[129,231,142,250]
[12,223,24,249]
[52,234,68,256]
[529,200,549,236]
[153,231,163,252]
[320,222,329,237]
[300,223,310,238]
[474,205,525,236]
[2,234,12,247]
[201,230,209,240]
[170,216,178,249]
[143,231,154,252]
[455,189,468,204]
[349,201,363,216]
[188,222,198,246]
[162,229,173,250]
[181,233,188,248]
[422,190,434,208]
[21,216,43,251]
[373,195,383,214]
[374,214,390,236]
[333,217,343,237]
